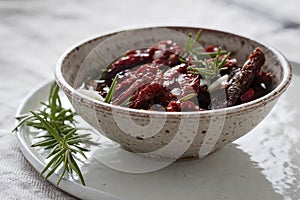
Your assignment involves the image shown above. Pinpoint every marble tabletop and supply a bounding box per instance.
[1,0,299,199]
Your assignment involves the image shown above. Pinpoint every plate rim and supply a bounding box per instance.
[14,61,300,200]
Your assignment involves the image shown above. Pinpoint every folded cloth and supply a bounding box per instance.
[0,132,76,200]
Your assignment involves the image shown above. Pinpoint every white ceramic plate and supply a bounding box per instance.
[16,62,300,200]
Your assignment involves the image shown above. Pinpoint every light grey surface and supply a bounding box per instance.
[1,0,300,199]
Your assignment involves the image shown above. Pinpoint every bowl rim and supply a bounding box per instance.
[55,25,292,116]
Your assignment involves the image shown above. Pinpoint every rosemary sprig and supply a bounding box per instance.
[181,30,231,84]
[186,46,230,83]
[187,48,230,76]
[13,84,96,186]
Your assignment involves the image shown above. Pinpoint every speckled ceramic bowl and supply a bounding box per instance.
[55,26,292,161]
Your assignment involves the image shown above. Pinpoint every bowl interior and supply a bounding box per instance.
[58,26,288,112]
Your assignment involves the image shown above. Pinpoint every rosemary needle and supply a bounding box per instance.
[179,93,197,101]
[104,75,119,103]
